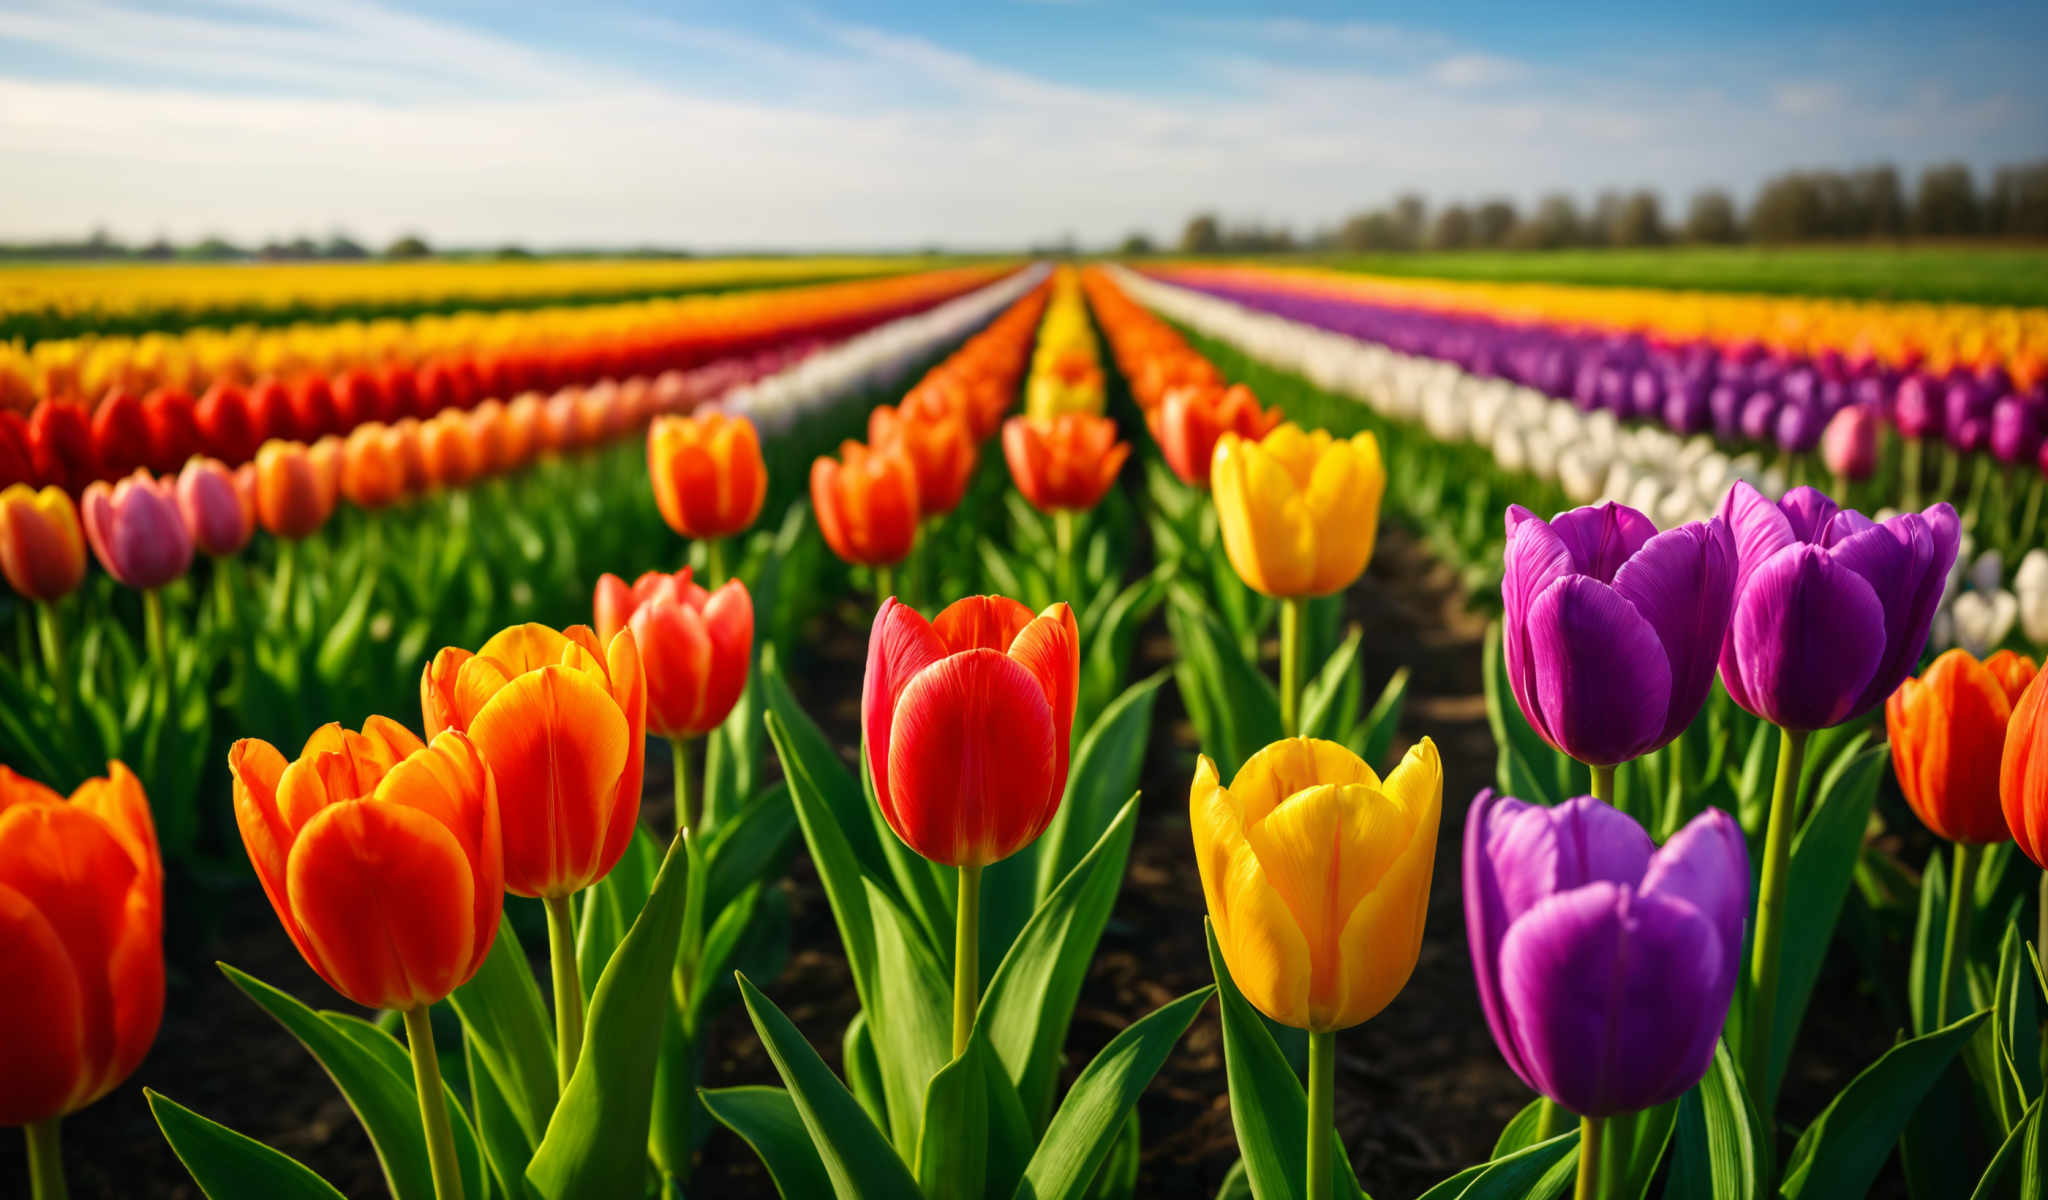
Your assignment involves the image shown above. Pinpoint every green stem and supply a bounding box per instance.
[1830,471,1849,507]
[875,564,897,610]
[1902,438,1923,511]
[25,1119,66,1200]
[543,894,585,1090]
[1590,763,1616,806]
[213,556,239,631]
[1307,1029,1336,1200]
[1745,724,1809,1120]
[35,602,71,729]
[953,863,983,1058]
[2038,870,2046,965]
[143,587,170,711]
[1280,596,1307,738]
[1535,1098,1561,1142]
[705,537,728,588]
[2021,475,2044,551]
[1937,841,1982,1028]
[670,736,697,841]
[1575,1115,1603,1200]
[1964,457,1993,530]
[402,1007,464,1200]
[1054,508,1078,605]
[268,539,297,628]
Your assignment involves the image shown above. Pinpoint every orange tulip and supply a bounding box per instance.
[229,719,501,1010]
[253,440,337,539]
[0,762,162,1127]
[870,403,976,517]
[2001,669,2048,867]
[1889,649,2038,844]
[421,410,483,489]
[594,569,753,740]
[339,423,409,510]
[422,624,646,899]
[810,440,921,567]
[1149,383,1285,488]
[648,411,768,540]
[0,483,88,602]
[1002,414,1129,513]
[504,395,548,466]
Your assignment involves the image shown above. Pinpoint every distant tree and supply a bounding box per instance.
[324,234,368,260]
[1987,161,2048,237]
[1508,193,1583,249]
[494,244,535,260]
[1851,165,1907,238]
[1590,190,1626,244]
[1613,191,1667,246]
[140,236,176,260]
[1425,205,1474,250]
[1337,210,1401,252]
[1179,213,1222,254]
[1751,172,1823,242]
[1684,190,1741,243]
[1914,164,1980,236]
[385,233,434,259]
[189,236,244,260]
[1392,193,1427,250]
[1118,232,1156,255]
[1473,199,1519,247]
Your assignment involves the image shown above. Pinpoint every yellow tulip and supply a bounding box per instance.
[1210,423,1385,597]
[1191,736,1441,1032]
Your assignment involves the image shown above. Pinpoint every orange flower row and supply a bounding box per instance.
[1080,268,1282,489]
[811,284,1050,568]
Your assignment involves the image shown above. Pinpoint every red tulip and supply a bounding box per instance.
[811,441,920,567]
[1002,414,1129,513]
[141,389,202,477]
[90,389,151,480]
[0,410,35,490]
[593,569,753,739]
[246,379,296,445]
[0,484,89,601]
[332,368,392,429]
[29,402,98,494]
[1149,383,1284,488]
[289,376,340,442]
[861,595,1078,866]
[195,382,262,466]
[870,404,976,517]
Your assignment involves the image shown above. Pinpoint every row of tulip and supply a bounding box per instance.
[0,265,1008,436]
[1100,262,2048,1199]
[0,255,931,342]
[1149,264,2048,540]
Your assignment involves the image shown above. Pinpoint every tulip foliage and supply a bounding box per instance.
[7,249,2048,1200]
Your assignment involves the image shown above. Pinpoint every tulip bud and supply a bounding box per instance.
[0,411,33,491]
[863,596,1078,867]
[253,440,338,539]
[229,719,501,1010]
[81,469,193,590]
[0,762,163,1125]
[1148,384,1284,489]
[1889,649,2035,844]
[1212,423,1383,598]
[195,382,262,467]
[647,411,768,541]
[91,389,151,479]
[0,483,89,602]
[421,409,483,489]
[175,456,255,558]
[1003,414,1129,514]
[593,569,753,740]
[339,423,409,510]
[870,404,977,517]
[1465,792,1747,1116]
[141,388,201,477]
[422,624,645,899]
[1820,405,1880,482]
[811,440,921,568]
[1193,737,1442,1032]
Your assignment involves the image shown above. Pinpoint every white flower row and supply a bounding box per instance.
[1110,266,2048,660]
[723,263,1051,434]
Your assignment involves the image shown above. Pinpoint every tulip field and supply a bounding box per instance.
[2,250,2047,1200]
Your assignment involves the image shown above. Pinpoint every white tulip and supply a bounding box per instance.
[1951,590,2019,658]
[2017,549,2048,645]
[1968,549,2005,597]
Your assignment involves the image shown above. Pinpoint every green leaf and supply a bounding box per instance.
[147,1090,350,1200]
[843,1009,887,1128]
[1781,1010,1990,1199]
[866,878,956,1155]
[1662,1041,1765,1200]
[735,974,923,1199]
[525,830,692,1199]
[917,1044,990,1200]
[218,963,441,1200]
[1030,673,1164,905]
[1490,1099,1548,1159]
[980,796,1140,1125]
[1607,1100,1677,1200]
[767,707,881,1011]
[1204,921,1366,1200]
[574,827,662,1004]
[1969,1097,2043,1200]
[701,1087,836,1200]
[1299,626,1363,742]
[465,1032,536,1200]
[1011,987,1214,1200]
[446,914,557,1153]
[1993,922,2043,1123]
[1481,621,1563,806]
[1411,1130,1578,1200]
[704,781,798,917]
[1166,586,1282,779]
[1909,849,1948,1037]
[319,1011,490,1200]
[313,570,378,683]
[1349,667,1411,772]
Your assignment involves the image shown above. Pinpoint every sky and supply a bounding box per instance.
[0,0,2044,251]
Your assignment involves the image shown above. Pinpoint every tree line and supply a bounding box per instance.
[1155,159,2048,255]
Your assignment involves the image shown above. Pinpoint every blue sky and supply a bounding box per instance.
[0,0,2042,250]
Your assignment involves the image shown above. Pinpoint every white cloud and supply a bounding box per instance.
[1426,53,1527,88]
[1771,82,1843,116]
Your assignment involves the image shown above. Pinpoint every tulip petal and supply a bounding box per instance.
[1548,502,1657,584]
[862,598,948,829]
[1526,576,1672,765]
[1005,603,1080,799]
[468,664,631,898]
[1610,519,1737,748]
[1722,544,1886,730]
[1227,737,1381,826]
[1214,434,1316,598]
[1832,505,1962,717]
[0,883,86,1125]
[1243,784,1411,1011]
[1502,514,1578,750]
[1190,758,1313,1029]
[1301,434,1383,594]
[884,648,1057,866]
[1498,883,1724,1116]
[933,594,1035,655]
[1639,807,1750,1002]
[1718,480,1797,596]
[1330,777,1439,1029]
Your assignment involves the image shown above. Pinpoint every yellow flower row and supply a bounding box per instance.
[2,266,1010,412]
[0,256,932,325]
[1023,266,1106,419]
[1168,261,2048,384]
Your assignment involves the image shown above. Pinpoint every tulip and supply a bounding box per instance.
[90,389,150,480]
[1002,413,1128,515]
[420,410,483,489]
[0,484,88,603]
[864,593,1078,1054]
[0,411,33,491]
[1148,383,1284,489]
[252,440,337,540]
[1501,503,1734,781]
[422,622,645,1087]
[1720,481,1960,1118]
[80,469,192,592]
[870,403,976,518]
[1952,589,2019,658]
[229,719,495,1200]
[1820,405,1879,489]
[28,402,96,496]
[593,569,752,834]
[647,411,768,567]
[811,440,921,580]
[1465,792,1747,1124]
[175,456,254,559]
[2017,549,2048,647]
[140,389,201,477]
[2001,675,2048,951]
[289,375,340,442]
[1211,423,1383,600]
[0,760,163,1198]
[195,382,261,467]
[339,423,410,510]
[246,379,296,446]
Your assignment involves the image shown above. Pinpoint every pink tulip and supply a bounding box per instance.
[175,456,254,558]
[81,469,193,590]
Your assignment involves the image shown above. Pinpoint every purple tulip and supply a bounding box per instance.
[1775,401,1824,454]
[1663,375,1711,435]
[1894,374,1940,439]
[1502,503,1737,766]
[1465,791,1750,1117]
[1717,483,1959,730]
[1944,379,1992,442]
[175,455,254,558]
[1709,383,1746,440]
[81,468,194,590]
[1990,395,2042,466]
[1739,391,1780,442]
[1820,406,1880,482]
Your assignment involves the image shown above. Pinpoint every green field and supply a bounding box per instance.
[1281,244,2048,308]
